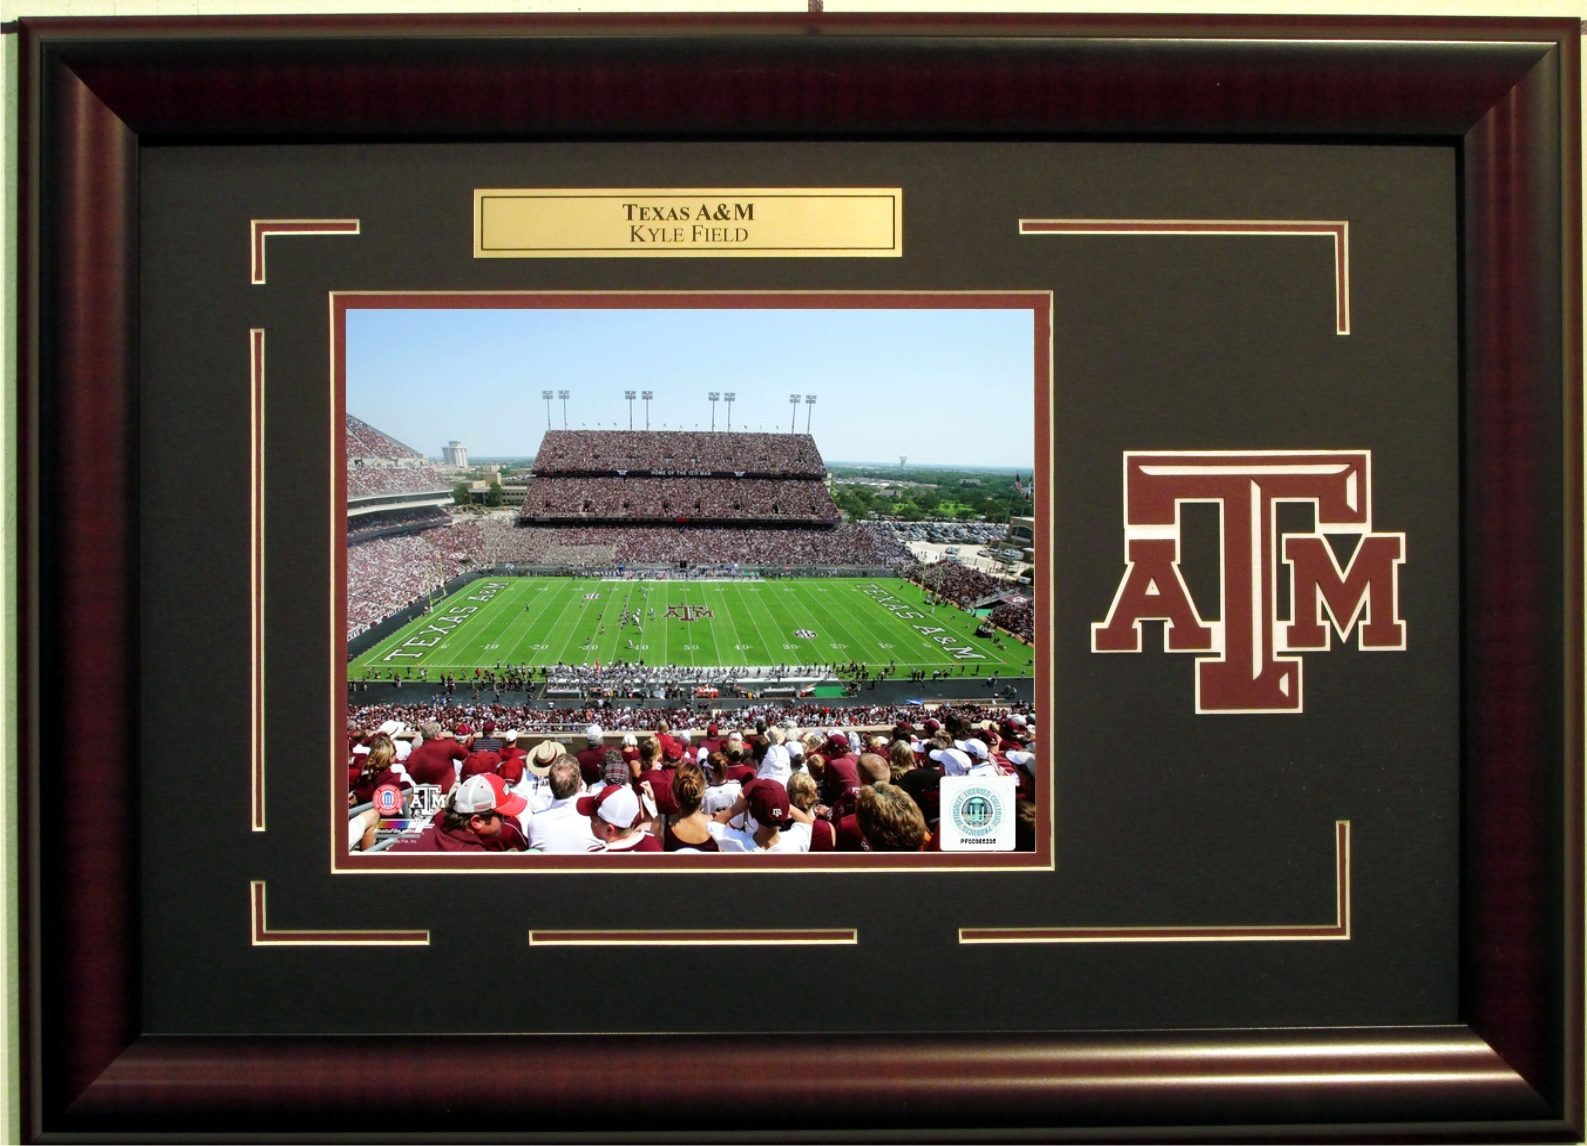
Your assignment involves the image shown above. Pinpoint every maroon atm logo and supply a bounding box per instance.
[1091,451,1406,713]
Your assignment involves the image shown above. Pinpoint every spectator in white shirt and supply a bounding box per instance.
[522,757,600,854]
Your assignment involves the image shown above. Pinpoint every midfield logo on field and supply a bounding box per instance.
[1091,451,1407,714]
[665,604,714,622]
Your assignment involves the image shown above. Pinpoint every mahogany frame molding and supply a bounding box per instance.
[16,13,1583,1141]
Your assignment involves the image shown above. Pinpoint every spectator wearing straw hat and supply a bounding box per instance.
[524,757,601,854]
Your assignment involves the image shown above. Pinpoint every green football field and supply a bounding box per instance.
[350,576,1032,679]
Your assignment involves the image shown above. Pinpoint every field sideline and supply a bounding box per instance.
[350,576,1032,678]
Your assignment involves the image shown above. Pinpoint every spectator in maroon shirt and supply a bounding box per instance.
[633,740,679,818]
[819,734,861,809]
[654,718,683,762]
[405,722,466,792]
[349,735,405,808]
[835,754,893,851]
[575,724,608,785]
[496,734,530,786]
[721,737,757,786]
[460,748,502,782]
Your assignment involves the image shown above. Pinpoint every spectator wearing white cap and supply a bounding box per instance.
[390,774,526,853]
[930,746,974,777]
[954,738,1003,777]
[579,783,662,852]
[524,757,601,854]
[756,727,792,787]
[574,725,607,786]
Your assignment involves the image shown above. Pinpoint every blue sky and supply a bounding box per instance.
[345,306,1036,467]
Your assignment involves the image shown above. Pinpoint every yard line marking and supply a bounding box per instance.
[549,580,589,665]
[804,585,872,663]
[740,583,786,665]
[751,589,798,661]
[499,579,549,666]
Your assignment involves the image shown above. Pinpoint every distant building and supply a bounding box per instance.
[442,440,468,467]
[1004,515,1035,563]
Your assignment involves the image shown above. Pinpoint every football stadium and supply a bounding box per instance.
[344,389,1040,857]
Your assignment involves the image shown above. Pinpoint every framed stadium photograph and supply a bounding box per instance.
[15,12,1583,1141]
[335,290,1049,870]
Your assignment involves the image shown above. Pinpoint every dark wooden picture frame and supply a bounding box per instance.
[16,13,1582,1139]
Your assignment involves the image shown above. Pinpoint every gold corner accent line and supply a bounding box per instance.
[529,928,858,947]
[250,219,362,285]
[250,881,429,947]
[1018,218,1351,335]
[959,819,1351,944]
[250,328,266,832]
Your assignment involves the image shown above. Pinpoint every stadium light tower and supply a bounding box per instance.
[789,393,801,433]
[542,389,554,429]
[804,394,816,434]
[641,390,653,430]
[558,389,570,429]
[724,391,736,431]
[708,391,720,431]
[624,389,636,430]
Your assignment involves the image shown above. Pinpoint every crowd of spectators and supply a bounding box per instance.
[348,698,1031,737]
[346,524,483,638]
[910,561,1014,609]
[479,520,912,568]
[989,596,1035,643]
[347,702,1039,855]
[347,413,426,462]
[347,464,452,500]
[347,506,450,542]
[519,477,840,525]
[532,430,826,478]
[540,661,827,697]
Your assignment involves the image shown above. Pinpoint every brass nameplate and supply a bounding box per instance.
[474,188,902,258]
